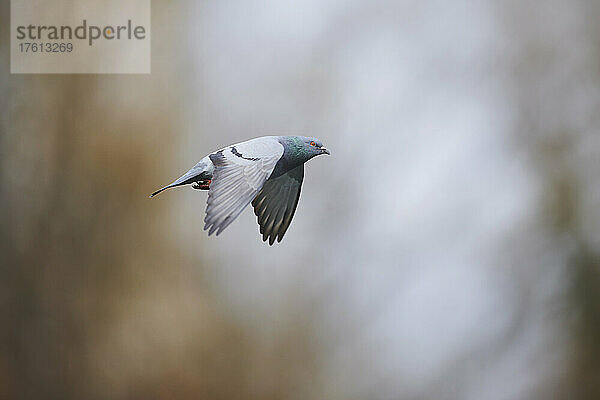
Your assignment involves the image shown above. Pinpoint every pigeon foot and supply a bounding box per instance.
[192,180,211,190]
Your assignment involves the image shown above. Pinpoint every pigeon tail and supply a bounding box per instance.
[149,181,189,198]
[149,156,214,198]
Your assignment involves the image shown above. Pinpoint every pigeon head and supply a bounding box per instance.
[273,136,330,175]
[289,136,330,160]
[302,136,330,156]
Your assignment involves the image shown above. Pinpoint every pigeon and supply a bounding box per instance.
[150,136,330,245]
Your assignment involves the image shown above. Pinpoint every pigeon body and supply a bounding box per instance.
[150,136,329,244]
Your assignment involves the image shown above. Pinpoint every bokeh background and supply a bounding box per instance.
[2,0,600,399]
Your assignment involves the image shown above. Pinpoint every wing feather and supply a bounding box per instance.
[251,165,304,245]
[203,138,283,236]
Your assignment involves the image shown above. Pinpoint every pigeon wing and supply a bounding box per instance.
[204,138,284,236]
[251,164,304,245]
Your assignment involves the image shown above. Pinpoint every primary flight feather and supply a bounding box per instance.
[150,136,330,245]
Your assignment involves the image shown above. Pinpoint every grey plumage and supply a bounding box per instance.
[252,164,303,245]
[150,135,330,244]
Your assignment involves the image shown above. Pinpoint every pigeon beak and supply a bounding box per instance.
[321,147,330,155]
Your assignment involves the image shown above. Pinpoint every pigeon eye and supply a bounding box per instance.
[310,141,316,147]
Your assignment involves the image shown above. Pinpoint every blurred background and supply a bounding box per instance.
[1,0,600,399]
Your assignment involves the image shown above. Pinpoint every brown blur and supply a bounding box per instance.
[1,2,321,399]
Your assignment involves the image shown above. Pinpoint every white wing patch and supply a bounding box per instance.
[203,138,283,236]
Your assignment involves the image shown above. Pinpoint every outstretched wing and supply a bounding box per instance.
[251,165,304,245]
[204,138,283,236]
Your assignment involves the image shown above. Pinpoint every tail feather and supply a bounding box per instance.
[149,156,214,198]
[149,182,188,198]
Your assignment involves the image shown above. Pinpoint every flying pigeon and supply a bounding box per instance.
[150,136,330,245]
